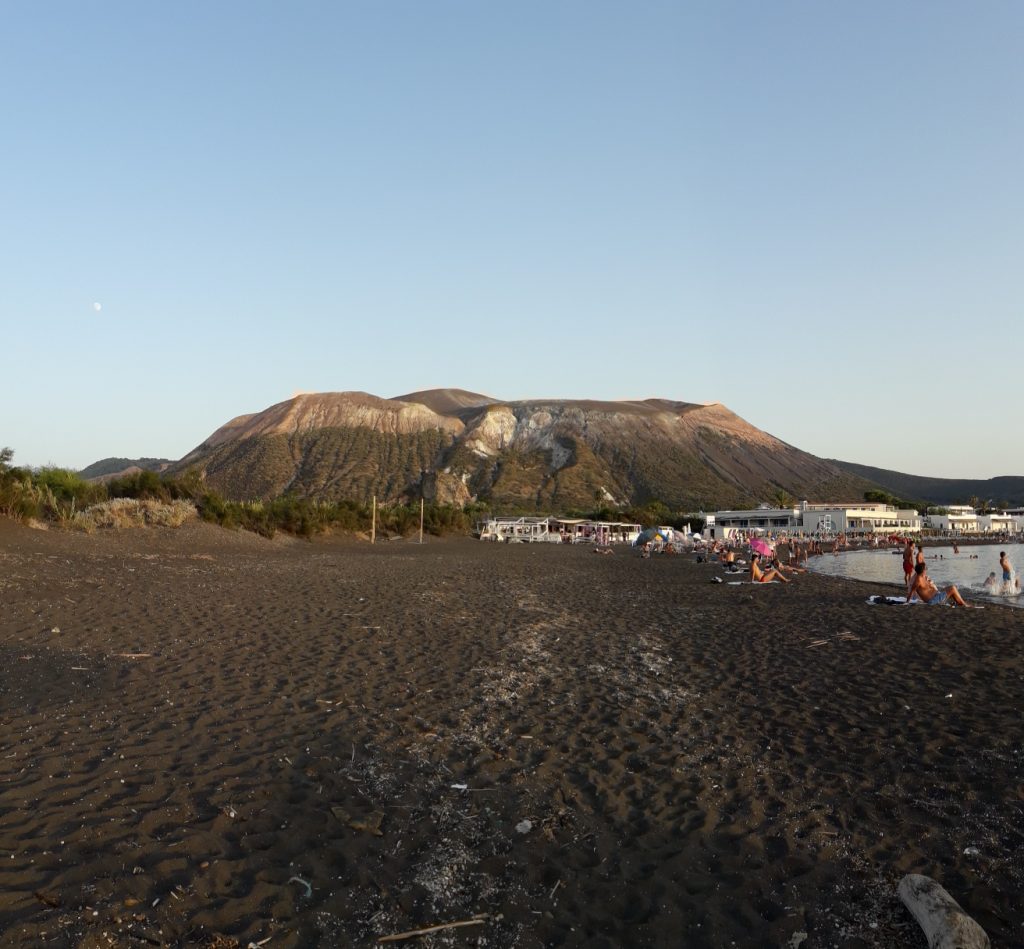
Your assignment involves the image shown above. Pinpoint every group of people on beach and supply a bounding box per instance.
[901,538,1017,606]
[695,533,1017,607]
[695,537,819,584]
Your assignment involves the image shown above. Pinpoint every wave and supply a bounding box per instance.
[975,576,1022,598]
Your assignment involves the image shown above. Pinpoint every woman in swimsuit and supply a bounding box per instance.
[750,553,789,584]
[903,540,915,594]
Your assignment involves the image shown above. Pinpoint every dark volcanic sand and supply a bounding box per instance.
[1,519,1022,948]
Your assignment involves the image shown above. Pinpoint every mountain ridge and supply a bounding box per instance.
[829,460,1024,507]
[84,393,1021,511]
[79,457,174,481]
[164,390,874,511]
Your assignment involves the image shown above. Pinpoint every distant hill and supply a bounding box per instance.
[830,460,1024,507]
[79,457,173,481]
[167,390,875,511]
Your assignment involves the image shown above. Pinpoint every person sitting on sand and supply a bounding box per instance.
[750,552,789,584]
[907,562,971,607]
[770,553,805,575]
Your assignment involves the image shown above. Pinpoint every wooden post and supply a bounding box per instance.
[419,498,424,544]
[371,496,376,544]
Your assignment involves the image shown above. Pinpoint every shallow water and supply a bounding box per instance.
[806,541,1024,607]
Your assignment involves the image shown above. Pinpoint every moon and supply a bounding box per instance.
[93,302,102,312]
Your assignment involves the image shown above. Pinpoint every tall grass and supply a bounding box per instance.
[1,446,498,540]
[73,498,197,531]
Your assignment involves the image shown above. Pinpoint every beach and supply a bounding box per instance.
[1,519,1022,948]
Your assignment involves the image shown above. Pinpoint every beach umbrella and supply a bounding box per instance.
[749,537,774,558]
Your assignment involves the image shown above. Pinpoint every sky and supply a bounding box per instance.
[2,1,1021,479]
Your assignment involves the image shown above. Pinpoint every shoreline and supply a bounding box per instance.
[1,520,1022,947]
[805,542,1023,608]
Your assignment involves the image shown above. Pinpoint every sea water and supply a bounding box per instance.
[805,542,1024,607]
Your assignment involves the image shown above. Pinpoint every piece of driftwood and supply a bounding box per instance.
[378,915,488,943]
[898,874,989,948]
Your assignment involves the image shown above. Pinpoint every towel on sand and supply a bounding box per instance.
[866,594,981,608]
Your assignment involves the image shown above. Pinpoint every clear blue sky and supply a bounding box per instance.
[2,1,1021,479]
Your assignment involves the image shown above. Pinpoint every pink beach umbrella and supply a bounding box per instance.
[749,537,774,558]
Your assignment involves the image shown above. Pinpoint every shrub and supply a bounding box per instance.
[34,467,107,508]
[106,469,171,502]
[0,472,43,520]
[73,499,197,530]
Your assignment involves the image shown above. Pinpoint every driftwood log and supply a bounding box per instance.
[898,874,989,948]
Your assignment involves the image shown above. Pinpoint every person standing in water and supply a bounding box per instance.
[903,539,916,594]
[998,551,1020,593]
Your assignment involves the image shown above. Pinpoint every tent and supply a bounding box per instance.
[634,526,689,547]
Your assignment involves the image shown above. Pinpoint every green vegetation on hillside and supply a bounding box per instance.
[863,488,925,510]
[0,446,479,540]
[77,457,172,479]
[2,444,712,540]
[188,429,456,503]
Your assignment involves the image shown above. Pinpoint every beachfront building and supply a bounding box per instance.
[925,503,978,532]
[713,505,801,540]
[923,507,1021,535]
[712,501,922,540]
[978,512,1020,534]
[551,518,642,544]
[477,516,560,543]
[924,506,979,534]
[814,502,922,535]
[476,516,641,544]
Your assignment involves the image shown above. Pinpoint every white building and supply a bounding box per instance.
[924,507,1019,535]
[978,513,1020,534]
[712,501,922,540]
[476,515,640,544]
[925,508,979,534]
[477,516,559,542]
[551,518,641,544]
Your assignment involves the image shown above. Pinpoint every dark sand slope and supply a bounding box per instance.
[1,520,1022,947]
